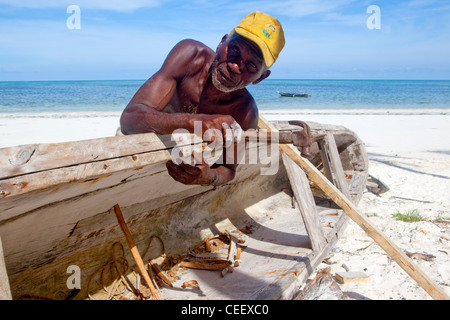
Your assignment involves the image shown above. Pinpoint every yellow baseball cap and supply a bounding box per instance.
[231,11,285,68]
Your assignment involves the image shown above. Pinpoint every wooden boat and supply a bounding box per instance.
[278,92,311,97]
[0,120,368,300]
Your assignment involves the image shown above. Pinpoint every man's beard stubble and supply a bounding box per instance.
[210,60,246,93]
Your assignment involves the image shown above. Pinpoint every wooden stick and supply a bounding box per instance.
[179,261,231,270]
[113,204,161,300]
[258,117,449,300]
[149,260,173,288]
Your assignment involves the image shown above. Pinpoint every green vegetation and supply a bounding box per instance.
[392,209,423,222]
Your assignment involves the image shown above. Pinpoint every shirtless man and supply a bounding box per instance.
[120,11,285,187]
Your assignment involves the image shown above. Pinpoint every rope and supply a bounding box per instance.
[87,241,155,300]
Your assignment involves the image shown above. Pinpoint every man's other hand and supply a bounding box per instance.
[166,159,216,186]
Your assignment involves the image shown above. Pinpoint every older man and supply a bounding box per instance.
[120,11,285,186]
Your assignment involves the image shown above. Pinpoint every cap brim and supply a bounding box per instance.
[233,27,274,68]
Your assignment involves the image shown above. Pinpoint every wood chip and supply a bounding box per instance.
[182,280,199,289]
[179,261,231,270]
[335,271,370,284]
[189,252,228,259]
[192,234,212,251]
[405,251,436,261]
[234,247,242,267]
[227,236,237,263]
[221,266,234,278]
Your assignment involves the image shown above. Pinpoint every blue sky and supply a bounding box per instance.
[1,0,449,80]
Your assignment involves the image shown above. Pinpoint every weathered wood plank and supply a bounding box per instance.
[0,133,199,180]
[0,168,205,276]
[270,120,349,133]
[0,139,263,222]
[318,140,333,183]
[5,161,288,299]
[259,116,326,251]
[324,132,352,200]
[0,236,12,300]
[254,210,349,300]
[282,153,326,251]
[0,157,262,277]
[0,150,173,222]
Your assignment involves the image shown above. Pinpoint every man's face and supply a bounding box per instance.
[211,34,269,93]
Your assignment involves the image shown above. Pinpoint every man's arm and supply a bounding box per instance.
[120,39,196,134]
[120,40,237,135]
[120,39,258,186]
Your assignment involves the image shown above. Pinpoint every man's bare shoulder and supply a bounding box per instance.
[164,39,214,78]
[174,39,212,52]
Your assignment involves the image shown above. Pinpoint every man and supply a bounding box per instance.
[120,11,285,187]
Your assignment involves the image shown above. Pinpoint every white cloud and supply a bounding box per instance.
[0,0,166,12]
[226,0,359,18]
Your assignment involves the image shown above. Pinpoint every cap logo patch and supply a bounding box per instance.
[262,23,276,39]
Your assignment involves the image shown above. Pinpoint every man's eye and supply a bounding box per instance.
[229,45,239,56]
[247,62,257,72]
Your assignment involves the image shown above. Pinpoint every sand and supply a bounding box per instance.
[1,110,449,300]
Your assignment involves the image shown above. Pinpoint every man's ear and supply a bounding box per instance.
[253,70,271,85]
[216,34,228,52]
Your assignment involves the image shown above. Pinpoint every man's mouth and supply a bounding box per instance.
[211,61,244,93]
[218,67,236,86]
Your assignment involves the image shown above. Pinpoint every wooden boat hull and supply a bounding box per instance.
[0,121,368,300]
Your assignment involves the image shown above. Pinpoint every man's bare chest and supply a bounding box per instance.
[166,81,235,116]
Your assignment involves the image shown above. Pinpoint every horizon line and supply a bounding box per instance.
[1,78,450,83]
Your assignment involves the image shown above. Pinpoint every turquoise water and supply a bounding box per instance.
[1,79,449,117]
[248,79,450,110]
[0,80,137,115]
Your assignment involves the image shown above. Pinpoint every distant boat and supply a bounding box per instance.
[278,91,311,97]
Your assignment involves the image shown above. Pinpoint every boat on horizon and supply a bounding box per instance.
[278,91,312,97]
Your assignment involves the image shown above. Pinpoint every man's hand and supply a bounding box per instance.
[166,159,217,186]
[166,114,242,187]
[192,114,242,144]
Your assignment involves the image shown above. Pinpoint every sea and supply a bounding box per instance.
[0,79,449,118]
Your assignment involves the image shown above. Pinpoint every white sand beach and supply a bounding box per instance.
[0,110,449,300]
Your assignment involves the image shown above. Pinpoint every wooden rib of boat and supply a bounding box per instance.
[278,92,311,97]
[0,120,368,300]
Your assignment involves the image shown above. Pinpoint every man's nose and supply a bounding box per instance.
[227,61,241,74]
